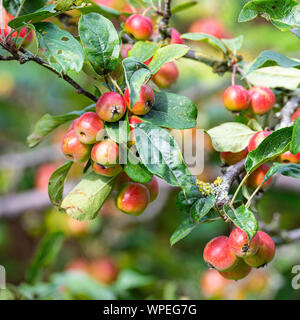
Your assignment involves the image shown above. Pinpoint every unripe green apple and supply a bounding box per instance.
[248,86,276,115]
[152,62,179,89]
[92,161,122,177]
[74,112,105,144]
[244,231,275,268]
[116,182,150,216]
[229,228,260,257]
[223,85,250,112]
[124,84,155,115]
[96,92,126,122]
[61,130,91,163]
[219,258,252,280]
[125,14,153,40]
[91,139,120,166]
[203,236,239,271]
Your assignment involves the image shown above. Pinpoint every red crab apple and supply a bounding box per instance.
[278,151,300,164]
[220,148,248,165]
[229,228,260,257]
[116,182,150,216]
[143,176,159,202]
[129,115,143,145]
[248,86,276,115]
[120,43,133,58]
[91,139,120,166]
[96,92,126,122]
[291,107,300,122]
[74,112,104,144]
[171,28,184,44]
[89,258,119,284]
[244,231,275,268]
[219,258,252,281]
[61,130,91,163]
[35,163,58,191]
[189,18,228,39]
[152,62,179,89]
[223,85,250,112]
[92,161,123,177]
[200,269,230,299]
[203,236,239,271]
[125,14,153,40]
[66,259,89,273]
[124,84,155,115]
[248,130,271,152]
[246,164,272,189]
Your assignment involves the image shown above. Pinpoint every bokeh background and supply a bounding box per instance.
[0,0,300,300]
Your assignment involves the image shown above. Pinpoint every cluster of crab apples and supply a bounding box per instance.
[220,85,300,188]
[204,228,275,281]
[61,77,159,216]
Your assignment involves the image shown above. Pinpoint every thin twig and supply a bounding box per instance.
[278,90,300,128]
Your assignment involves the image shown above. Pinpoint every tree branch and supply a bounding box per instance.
[0,41,98,103]
[278,89,300,128]
[159,0,172,40]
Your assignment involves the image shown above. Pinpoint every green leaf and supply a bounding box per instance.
[170,217,197,246]
[35,22,84,73]
[291,28,300,38]
[223,204,258,242]
[247,50,300,75]
[61,171,116,221]
[114,269,154,292]
[171,1,198,14]
[4,0,48,16]
[8,5,57,30]
[238,0,300,30]
[222,35,244,55]
[79,13,120,75]
[79,0,121,18]
[291,117,300,154]
[123,146,153,183]
[263,162,300,182]
[128,41,159,62]
[105,119,129,144]
[245,126,293,174]
[48,161,73,212]
[122,57,152,108]
[207,122,256,152]
[27,104,95,148]
[148,44,189,74]
[26,232,65,284]
[142,91,197,129]
[175,189,202,213]
[181,33,226,53]
[134,123,196,194]
[191,196,216,223]
[247,66,300,91]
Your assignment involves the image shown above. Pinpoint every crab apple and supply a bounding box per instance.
[229,228,260,258]
[61,130,91,163]
[220,148,248,166]
[96,92,126,122]
[219,258,252,281]
[91,139,120,166]
[248,86,276,115]
[89,258,119,284]
[66,259,89,273]
[129,115,143,144]
[116,182,150,216]
[189,18,227,39]
[92,161,123,177]
[67,217,88,236]
[278,151,300,164]
[171,28,184,44]
[246,164,272,189]
[200,269,230,299]
[125,14,153,40]
[291,107,300,121]
[244,231,275,268]
[223,85,250,112]
[121,43,133,58]
[143,176,159,202]
[124,84,155,115]
[248,130,271,152]
[74,112,104,144]
[203,236,239,271]
[35,163,58,191]
[152,62,179,89]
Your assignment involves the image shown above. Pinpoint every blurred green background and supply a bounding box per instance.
[0,0,300,300]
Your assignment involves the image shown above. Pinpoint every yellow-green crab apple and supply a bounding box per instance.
[91,139,120,166]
